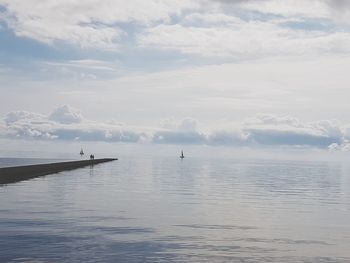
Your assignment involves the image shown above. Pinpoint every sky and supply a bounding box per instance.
[1,0,350,157]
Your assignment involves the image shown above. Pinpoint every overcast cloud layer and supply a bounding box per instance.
[1,0,350,152]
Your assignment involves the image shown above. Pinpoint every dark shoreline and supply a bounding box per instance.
[0,158,118,185]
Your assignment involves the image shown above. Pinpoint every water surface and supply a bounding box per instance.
[1,157,350,262]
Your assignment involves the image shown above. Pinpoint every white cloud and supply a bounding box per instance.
[0,0,198,49]
[211,0,345,20]
[4,111,45,125]
[1,107,347,150]
[138,20,350,58]
[208,130,247,146]
[328,141,350,152]
[47,60,117,72]
[154,118,206,144]
[152,130,207,144]
[1,0,350,58]
[243,114,343,147]
[211,0,350,26]
[1,0,350,55]
[2,106,147,143]
[161,117,199,132]
[238,0,330,19]
[183,12,243,25]
[49,105,83,124]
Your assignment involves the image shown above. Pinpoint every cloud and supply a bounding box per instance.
[161,117,199,132]
[138,18,350,58]
[49,127,142,142]
[210,0,329,19]
[0,107,348,150]
[208,130,247,146]
[155,115,343,148]
[328,142,350,151]
[49,105,83,124]
[183,12,242,25]
[152,130,207,144]
[325,0,350,10]
[2,106,147,143]
[0,0,198,50]
[1,0,350,59]
[153,118,207,144]
[1,7,123,50]
[243,114,342,147]
[4,111,45,125]
[3,111,59,140]
[47,60,117,72]
[211,0,350,24]
[213,0,350,11]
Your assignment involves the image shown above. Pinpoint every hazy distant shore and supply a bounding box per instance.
[0,158,117,185]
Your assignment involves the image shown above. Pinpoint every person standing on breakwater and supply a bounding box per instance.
[90,154,95,160]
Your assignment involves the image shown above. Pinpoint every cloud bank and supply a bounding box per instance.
[1,106,349,150]
[2,105,147,143]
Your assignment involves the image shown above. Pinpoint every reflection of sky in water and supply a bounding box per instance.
[1,157,350,262]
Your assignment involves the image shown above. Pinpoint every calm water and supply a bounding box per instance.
[1,157,350,262]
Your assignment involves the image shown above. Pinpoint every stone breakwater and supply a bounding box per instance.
[0,158,118,185]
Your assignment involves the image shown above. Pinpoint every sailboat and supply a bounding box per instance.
[80,148,84,157]
[180,150,184,159]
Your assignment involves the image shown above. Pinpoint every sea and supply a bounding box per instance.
[1,156,350,262]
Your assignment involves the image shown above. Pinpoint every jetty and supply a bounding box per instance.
[0,158,117,185]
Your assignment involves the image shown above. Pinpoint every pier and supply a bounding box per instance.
[0,158,118,185]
